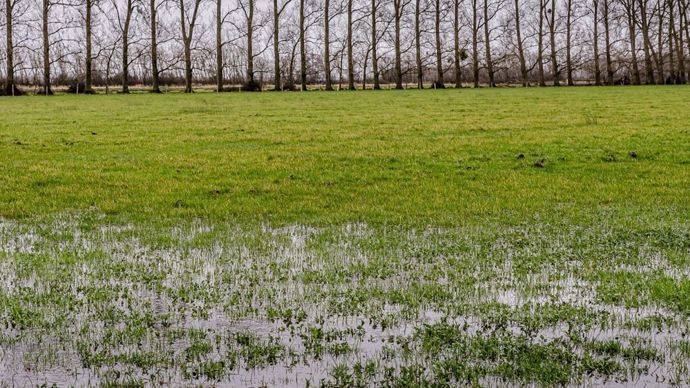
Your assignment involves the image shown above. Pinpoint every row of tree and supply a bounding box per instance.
[2,0,689,94]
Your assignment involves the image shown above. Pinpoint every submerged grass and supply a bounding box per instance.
[1,215,689,386]
[1,87,689,386]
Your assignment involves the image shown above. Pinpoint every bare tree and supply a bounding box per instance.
[393,0,408,88]
[514,0,529,86]
[621,0,641,84]
[347,0,354,89]
[149,0,161,92]
[272,0,292,90]
[678,0,690,81]
[323,0,333,89]
[299,0,307,89]
[592,0,601,85]
[102,37,118,93]
[537,0,546,86]
[483,0,495,86]
[471,0,480,86]
[453,0,461,87]
[216,0,224,90]
[371,0,380,88]
[41,0,52,94]
[179,0,202,92]
[115,0,137,93]
[415,0,423,88]
[668,0,676,81]
[668,0,685,82]
[546,0,559,85]
[676,0,687,82]
[4,0,18,94]
[287,28,299,85]
[239,0,260,88]
[565,0,574,85]
[84,0,96,92]
[434,0,443,86]
[36,0,80,94]
[638,0,656,83]
[602,0,613,84]
[654,0,665,83]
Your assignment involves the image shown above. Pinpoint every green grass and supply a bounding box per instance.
[1,86,690,386]
[2,86,689,225]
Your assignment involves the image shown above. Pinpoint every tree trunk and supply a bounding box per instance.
[85,0,93,92]
[150,0,161,92]
[372,0,380,89]
[5,0,17,95]
[668,0,676,82]
[415,0,423,88]
[42,0,53,95]
[247,0,255,86]
[362,46,369,89]
[273,0,281,90]
[347,0,355,89]
[537,0,546,86]
[566,0,574,85]
[324,0,333,90]
[217,0,224,91]
[454,0,461,87]
[181,19,192,91]
[301,0,308,90]
[122,0,133,93]
[602,0,613,84]
[593,0,601,85]
[515,0,529,86]
[184,40,193,92]
[289,40,297,85]
[394,0,404,89]
[105,57,111,94]
[677,0,687,83]
[338,51,343,88]
[548,0,559,85]
[483,0,495,87]
[435,0,444,86]
[655,1,664,84]
[472,0,479,87]
[679,0,690,82]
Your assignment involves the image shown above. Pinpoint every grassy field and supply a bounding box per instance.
[1,87,689,386]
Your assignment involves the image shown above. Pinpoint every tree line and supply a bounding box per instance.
[1,0,688,94]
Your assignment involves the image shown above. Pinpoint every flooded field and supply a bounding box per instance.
[1,212,689,387]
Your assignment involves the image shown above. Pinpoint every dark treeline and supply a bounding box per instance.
[1,0,689,94]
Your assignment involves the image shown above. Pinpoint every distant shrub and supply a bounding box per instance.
[242,80,262,92]
[1,83,24,96]
[66,82,95,94]
[281,82,298,91]
[432,81,446,89]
